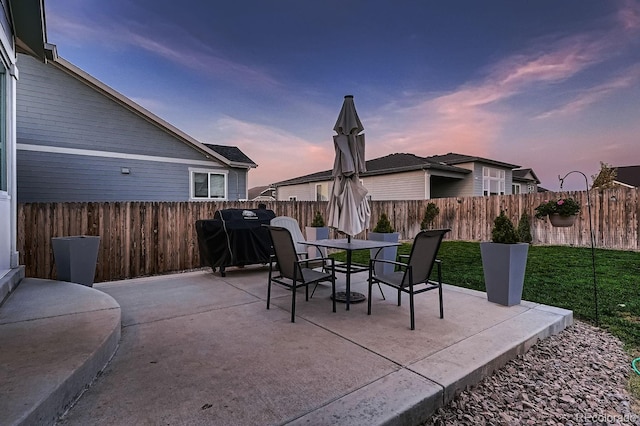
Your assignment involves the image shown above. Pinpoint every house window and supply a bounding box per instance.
[289,196,297,201]
[190,169,227,200]
[512,184,520,194]
[315,183,328,201]
[482,167,505,196]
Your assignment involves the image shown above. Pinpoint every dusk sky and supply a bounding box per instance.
[44,0,640,191]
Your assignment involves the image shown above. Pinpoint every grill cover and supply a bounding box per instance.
[196,208,275,275]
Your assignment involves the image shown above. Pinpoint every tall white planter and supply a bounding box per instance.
[480,242,529,306]
[368,232,400,275]
[305,226,329,258]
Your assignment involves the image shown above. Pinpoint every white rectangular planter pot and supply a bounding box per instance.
[480,242,529,306]
[368,232,400,275]
[305,226,329,258]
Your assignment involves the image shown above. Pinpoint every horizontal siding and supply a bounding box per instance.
[17,151,243,202]
[16,54,214,163]
[363,171,426,200]
[277,182,318,201]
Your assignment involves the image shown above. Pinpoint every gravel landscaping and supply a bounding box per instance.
[424,321,640,425]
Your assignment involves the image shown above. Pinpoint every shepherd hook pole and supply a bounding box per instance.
[558,171,599,326]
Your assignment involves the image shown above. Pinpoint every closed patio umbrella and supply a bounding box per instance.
[326,95,370,240]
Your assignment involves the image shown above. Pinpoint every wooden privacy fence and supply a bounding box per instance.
[17,187,640,282]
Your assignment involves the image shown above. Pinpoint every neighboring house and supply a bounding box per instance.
[512,168,540,194]
[248,185,276,201]
[15,47,256,202]
[613,165,640,188]
[2,0,47,296]
[274,152,524,201]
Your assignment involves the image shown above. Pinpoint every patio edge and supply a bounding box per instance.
[0,278,121,426]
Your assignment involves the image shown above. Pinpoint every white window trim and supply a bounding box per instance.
[189,168,228,201]
[315,183,329,201]
[482,166,506,196]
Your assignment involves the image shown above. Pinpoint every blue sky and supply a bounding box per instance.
[44,0,640,190]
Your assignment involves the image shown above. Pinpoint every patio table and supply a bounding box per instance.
[299,238,400,311]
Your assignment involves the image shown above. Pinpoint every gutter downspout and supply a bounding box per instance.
[8,63,19,267]
[424,170,431,200]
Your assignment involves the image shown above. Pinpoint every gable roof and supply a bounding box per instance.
[248,186,269,200]
[512,168,541,184]
[204,144,256,167]
[426,153,520,169]
[614,165,640,188]
[248,185,276,200]
[42,45,256,169]
[273,153,470,186]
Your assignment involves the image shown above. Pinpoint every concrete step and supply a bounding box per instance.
[0,278,121,426]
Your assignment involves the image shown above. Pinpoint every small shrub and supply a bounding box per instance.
[421,203,440,229]
[491,211,519,244]
[517,212,533,244]
[311,211,325,227]
[373,213,395,233]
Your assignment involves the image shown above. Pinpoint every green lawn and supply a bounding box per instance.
[332,241,640,349]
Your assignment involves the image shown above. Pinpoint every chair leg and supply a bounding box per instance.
[397,289,401,306]
[409,285,415,330]
[333,268,337,313]
[331,277,336,313]
[367,278,373,315]
[267,265,273,310]
[305,282,309,301]
[437,262,444,319]
[291,284,296,323]
[377,283,386,300]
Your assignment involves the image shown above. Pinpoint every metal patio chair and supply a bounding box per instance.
[265,225,336,323]
[367,229,450,330]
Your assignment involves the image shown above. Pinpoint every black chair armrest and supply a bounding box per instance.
[298,256,334,268]
[369,258,408,269]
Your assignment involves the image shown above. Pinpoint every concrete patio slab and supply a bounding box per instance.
[1,266,573,425]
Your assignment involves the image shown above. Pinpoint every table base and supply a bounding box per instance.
[331,291,366,304]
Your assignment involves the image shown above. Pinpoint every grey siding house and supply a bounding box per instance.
[15,47,256,202]
[512,168,540,194]
[274,152,525,201]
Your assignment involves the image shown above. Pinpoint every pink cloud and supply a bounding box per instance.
[205,117,335,186]
[366,2,640,167]
[618,0,640,31]
[536,64,640,119]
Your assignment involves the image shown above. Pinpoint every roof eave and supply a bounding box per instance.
[229,161,257,169]
[10,0,47,61]
[613,180,636,189]
[438,156,520,169]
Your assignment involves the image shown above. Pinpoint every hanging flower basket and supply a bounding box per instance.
[535,198,581,228]
[549,214,577,227]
